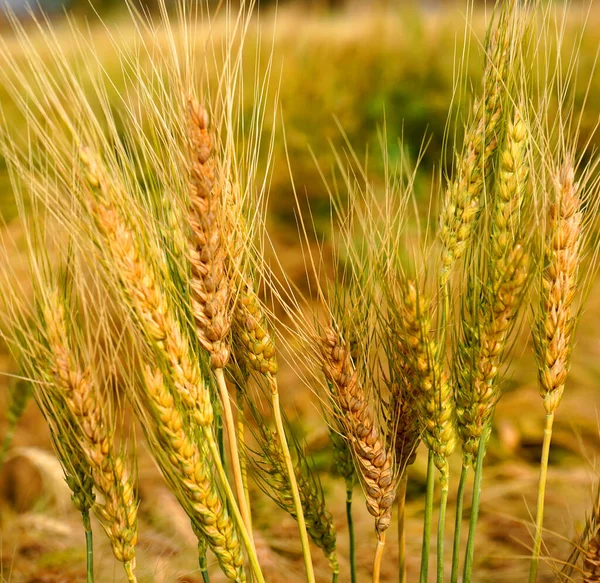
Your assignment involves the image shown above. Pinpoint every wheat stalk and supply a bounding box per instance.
[530,161,583,582]
[250,409,339,581]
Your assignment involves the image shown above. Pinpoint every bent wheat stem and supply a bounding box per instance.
[271,386,316,583]
[529,412,554,582]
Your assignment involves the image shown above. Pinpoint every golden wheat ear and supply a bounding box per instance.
[529,160,584,581]
[185,99,255,542]
[455,110,531,467]
[43,291,138,581]
[139,366,247,581]
[319,325,396,579]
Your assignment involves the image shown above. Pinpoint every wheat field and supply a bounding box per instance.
[1,2,600,583]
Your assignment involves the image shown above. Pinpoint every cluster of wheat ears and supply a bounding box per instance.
[1,0,600,582]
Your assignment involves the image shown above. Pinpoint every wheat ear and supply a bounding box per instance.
[320,327,395,583]
[456,113,530,466]
[439,6,511,284]
[143,367,247,581]
[233,281,316,583]
[44,296,138,581]
[454,112,530,583]
[186,99,252,539]
[530,162,582,582]
[393,281,455,583]
[396,283,456,483]
[79,147,213,426]
[251,415,339,580]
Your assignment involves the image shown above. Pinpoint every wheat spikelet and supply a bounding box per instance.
[456,112,530,464]
[79,146,213,427]
[534,162,582,414]
[439,8,511,283]
[388,383,420,470]
[490,114,529,281]
[44,297,138,576]
[320,327,395,535]
[60,448,96,528]
[395,283,456,485]
[143,367,246,582]
[233,281,278,378]
[187,99,233,370]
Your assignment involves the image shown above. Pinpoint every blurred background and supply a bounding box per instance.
[1,1,600,582]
